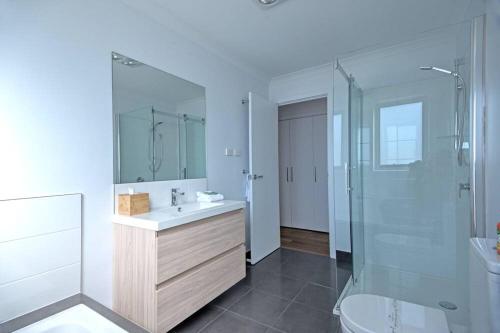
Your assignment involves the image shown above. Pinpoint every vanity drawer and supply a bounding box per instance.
[156,245,245,333]
[156,209,244,283]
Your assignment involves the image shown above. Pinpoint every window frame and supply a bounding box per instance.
[373,98,426,171]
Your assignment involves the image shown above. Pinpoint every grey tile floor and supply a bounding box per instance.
[172,248,345,333]
[1,248,350,333]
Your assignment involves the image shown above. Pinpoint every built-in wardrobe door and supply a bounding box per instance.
[289,117,315,230]
[279,120,292,227]
[312,115,329,232]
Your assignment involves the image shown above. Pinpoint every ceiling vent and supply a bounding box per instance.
[257,0,280,6]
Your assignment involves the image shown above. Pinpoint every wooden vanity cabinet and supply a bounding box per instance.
[113,209,246,333]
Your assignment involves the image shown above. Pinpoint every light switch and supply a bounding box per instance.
[224,148,233,156]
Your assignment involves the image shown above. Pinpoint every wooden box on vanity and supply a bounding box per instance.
[117,193,150,216]
[112,208,246,333]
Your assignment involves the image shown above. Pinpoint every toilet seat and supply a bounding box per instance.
[340,294,449,333]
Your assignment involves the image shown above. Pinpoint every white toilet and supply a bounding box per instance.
[340,294,449,333]
[469,238,500,333]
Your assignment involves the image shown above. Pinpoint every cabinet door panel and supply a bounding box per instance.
[290,117,315,230]
[279,120,292,227]
[156,210,244,283]
[313,115,329,232]
[156,245,245,333]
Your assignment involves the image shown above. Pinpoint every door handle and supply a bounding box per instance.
[345,163,352,193]
[290,167,294,182]
[252,174,264,180]
[286,167,289,182]
[314,166,317,183]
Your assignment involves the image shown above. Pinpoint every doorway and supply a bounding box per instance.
[278,97,329,256]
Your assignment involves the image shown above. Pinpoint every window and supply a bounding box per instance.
[379,102,422,166]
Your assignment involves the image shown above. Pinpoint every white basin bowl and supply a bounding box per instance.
[159,201,224,216]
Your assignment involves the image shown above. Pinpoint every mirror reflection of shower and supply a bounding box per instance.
[149,118,164,175]
[419,65,467,166]
[117,106,206,183]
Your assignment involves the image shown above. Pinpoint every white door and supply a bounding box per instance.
[313,115,329,232]
[248,92,280,264]
[289,117,315,230]
[279,120,292,227]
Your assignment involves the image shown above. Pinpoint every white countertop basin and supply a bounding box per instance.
[112,200,246,231]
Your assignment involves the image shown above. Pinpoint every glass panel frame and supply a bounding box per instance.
[348,78,365,285]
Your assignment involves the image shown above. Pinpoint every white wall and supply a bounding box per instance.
[269,64,337,258]
[485,0,500,239]
[0,0,267,307]
[270,64,333,105]
[278,98,327,120]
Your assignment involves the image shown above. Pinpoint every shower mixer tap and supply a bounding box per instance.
[459,183,471,198]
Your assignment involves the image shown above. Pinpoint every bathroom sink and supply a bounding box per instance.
[159,201,224,216]
[112,200,245,231]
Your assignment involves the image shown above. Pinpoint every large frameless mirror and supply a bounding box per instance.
[112,52,206,184]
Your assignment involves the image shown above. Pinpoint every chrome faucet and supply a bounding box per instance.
[171,188,185,206]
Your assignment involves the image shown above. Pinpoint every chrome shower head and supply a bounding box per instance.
[419,66,454,76]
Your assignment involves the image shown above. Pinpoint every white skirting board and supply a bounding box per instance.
[0,194,82,323]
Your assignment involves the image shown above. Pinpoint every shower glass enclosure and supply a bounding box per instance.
[179,114,207,179]
[334,22,474,330]
[117,107,206,183]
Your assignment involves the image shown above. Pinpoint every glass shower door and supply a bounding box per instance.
[118,107,154,183]
[180,115,206,179]
[152,109,180,181]
[348,79,365,285]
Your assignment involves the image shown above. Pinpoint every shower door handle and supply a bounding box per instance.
[454,105,459,151]
[345,163,352,194]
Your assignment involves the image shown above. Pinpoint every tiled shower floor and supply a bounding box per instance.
[171,248,350,333]
[347,263,469,332]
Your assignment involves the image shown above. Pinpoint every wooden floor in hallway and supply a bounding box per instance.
[280,227,330,257]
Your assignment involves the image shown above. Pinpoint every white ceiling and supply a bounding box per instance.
[121,0,474,78]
